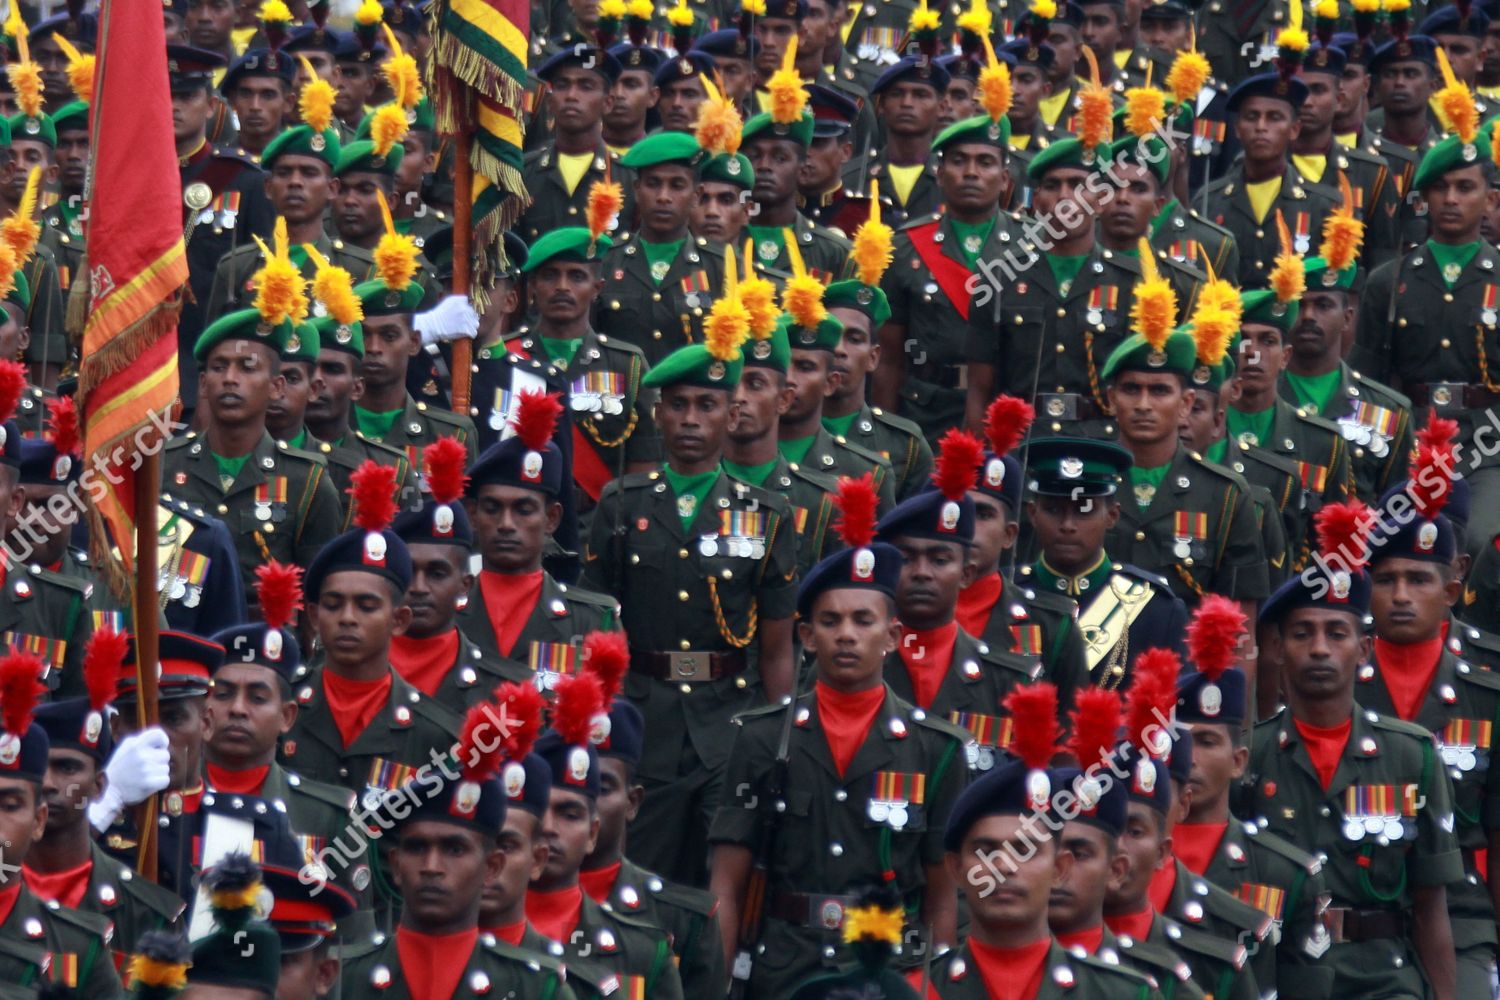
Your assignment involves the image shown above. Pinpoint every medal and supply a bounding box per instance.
[1343,818,1364,840]
[1363,815,1384,836]
[1134,482,1156,507]
[1174,539,1192,559]
[1294,235,1310,254]
[170,579,187,601]
[1485,309,1497,326]
[677,493,697,520]
[888,804,909,829]
[255,505,272,521]
[184,586,202,608]
[1086,309,1102,325]
[976,746,994,770]
[868,800,890,823]
[1383,817,1404,841]
[650,260,670,282]
[699,537,718,557]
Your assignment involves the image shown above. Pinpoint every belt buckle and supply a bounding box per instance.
[1323,907,1346,944]
[1431,383,1464,407]
[669,651,709,682]
[1039,393,1078,421]
[814,897,846,930]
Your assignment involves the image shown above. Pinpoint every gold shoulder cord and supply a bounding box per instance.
[707,577,757,648]
[1477,324,1500,392]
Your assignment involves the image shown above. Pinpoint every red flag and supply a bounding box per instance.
[79,0,186,597]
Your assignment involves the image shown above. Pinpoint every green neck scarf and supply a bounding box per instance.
[539,336,583,370]
[1048,254,1088,296]
[1128,461,1171,509]
[640,239,685,285]
[1226,406,1277,449]
[822,411,859,437]
[1206,436,1229,465]
[1426,239,1481,289]
[1150,199,1181,241]
[353,405,403,441]
[948,217,996,270]
[211,451,251,493]
[723,457,779,487]
[663,463,721,532]
[285,428,308,451]
[780,434,817,466]
[1284,368,1344,416]
[746,225,787,268]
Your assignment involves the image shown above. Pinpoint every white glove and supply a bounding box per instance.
[415,294,481,346]
[88,728,171,832]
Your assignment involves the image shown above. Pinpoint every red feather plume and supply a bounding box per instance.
[552,672,604,746]
[1002,681,1060,770]
[1315,499,1372,571]
[493,681,547,760]
[423,436,469,506]
[1409,413,1458,519]
[985,395,1035,458]
[1068,687,1123,773]
[349,460,399,532]
[1125,647,1180,753]
[83,627,127,714]
[931,428,984,501]
[45,395,79,457]
[0,360,26,424]
[833,473,879,549]
[512,390,563,452]
[1416,413,1459,452]
[583,630,630,704]
[457,700,507,782]
[1186,595,1246,683]
[0,653,40,737]
[255,561,303,630]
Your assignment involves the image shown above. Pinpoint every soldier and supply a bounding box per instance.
[595,132,727,366]
[184,0,237,64]
[708,480,970,996]
[1331,32,1378,149]
[390,100,450,248]
[278,461,459,797]
[1017,437,1189,691]
[37,100,86,318]
[332,32,386,136]
[582,331,798,885]
[602,42,661,156]
[3,100,72,386]
[692,29,760,107]
[690,142,754,246]
[456,395,618,681]
[220,48,294,160]
[328,135,437,293]
[1095,132,1207,307]
[801,86,870,238]
[1148,61,1239,280]
[1245,502,1465,1000]
[654,50,715,135]
[795,0,877,155]
[518,46,637,246]
[259,827,359,1000]
[29,12,97,113]
[864,56,947,226]
[583,697,727,997]
[996,39,1060,204]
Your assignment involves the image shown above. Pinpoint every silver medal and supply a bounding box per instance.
[868,800,890,823]
[1343,818,1365,840]
[699,537,719,557]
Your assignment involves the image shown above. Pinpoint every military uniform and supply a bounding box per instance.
[304,430,421,530]
[202,233,375,328]
[862,151,941,227]
[354,393,481,473]
[546,895,684,1000]
[340,929,579,1000]
[517,143,637,245]
[38,200,85,306]
[1154,858,1281,998]
[31,841,186,971]
[1092,925,1206,1000]
[18,246,69,377]
[1243,706,1466,998]
[456,571,618,683]
[162,431,343,606]
[586,856,725,1000]
[154,493,247,636]
[1278,363,1415,503]
[725,455,840,577]
[918,938,1156,999]
[964,573,1090,705]
[828,403,933,502]
[1115,909,1259,1000]
[797,425,898,512]
[592,232,726,367]
[802,185,875,239]
[0,884,120,995]
[0,559,93,699]
[745,212,853,285]
[709,686,969,998]
[1151,200,1239,280]
[1290,140,1402,274]
[1199,172,1341,289]
[1209,438,1297,588]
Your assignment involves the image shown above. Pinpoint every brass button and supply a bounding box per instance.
[1441,338,1452,348]
[679,548,689,558]
[1443,293,1454,303]
[678,590,690,601]
[1055,343,1065,353]
[1134,530,1146,541]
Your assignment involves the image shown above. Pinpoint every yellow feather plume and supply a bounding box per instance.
[742,0,767,14]
[1278,0,1307,50]
[2,4,22,43]
[600,0,627,17]
[1190,304,1236,367]
[739,242,779,339]
[852,181,893,287]
[297,57,336,134]
[909,0,940,33]
[1492,118,1500,168]
[695,74,743,156]
[843,904,904,946]
[782,228,828,331]
[7,31,42,121]
[1195,248,1243,336]
[355,0,383,24]
[1314,0,1339,19]
[374,192,419,292]
[1318,173,1364,275]
[978,37,1012,123]
[1383,0,1410,12]
[587,179,623,245]
[1269,210,1306,305]
[259,0,293,22]
[1436,47,1479,145]
[1,167,41,265]
[957,0,991,37]
[126,955,189,991]
[1031,0,1057,19]
[627,0,653,18]
[0,243,18,305]
[370,103,410,158]
[382,24,424,109]
[705,249,752,351]
[1078,48,1112,154]
[1131,238,1177,351]
[767,36,808,125]
[668,0,694,26]
[306,245,364,328]
[1165,48,1210,104]
[1352,0,1378,10]
[52,34,94,105]
[1124,87,1166,140]
[251,218,310,327]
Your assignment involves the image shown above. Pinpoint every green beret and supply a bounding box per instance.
[1240,288,1298,332]
[1302,254,1357,291]
[1106,134,1170,186]
[409,95,435,132]
[193,307,290,362]
[520,227,613,273]
[933,113,1011,154]
[783,309,844,353]
[742,110,814,148]
[1100,329,1197,381]
[282,320,320,364]
[621,131,706,170]
[1413,129,1492,192]
[334,138,402,177]
[8,111,54,148]
[1026,136,1110,180]
[743,320,791,372]
[825,279,891,327]
[262,123,341,169]
[0,118,12,147]
[642,342,744,390]
[51,101,87,134]
[699,151,754,187]
[309,313,364,357]
[5,269,30,314]
[354,277,425,317]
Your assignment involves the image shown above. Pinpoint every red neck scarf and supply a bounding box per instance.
[1147,859,1176,914]
[967,935,1052,1000]
[1172,822,1227,876]
[0,880,24,931]
[1295,716,1352,791]
[816,681,886,778]
[1105,905,1155,942]
[525,885,583,941]
[1375,629,1446,721]
[579,861,621,904]
[390,630,461,697]
[22,859,92,910]
[396,926,478,1000]
[479,570,544,658]
[956,572,1004,637]
[322,670,393,749]
[897,621,959,709]
[205,763,271,796]
[1054,924,1104,955]
[489,920,528,946]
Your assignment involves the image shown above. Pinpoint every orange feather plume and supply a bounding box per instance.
[766,36,808,125]
[52,34,93,105]
[1318,173,1364,275]
[1124,87,1166,139]
[694,74,742,156]
[1,167,42,265]
[1436,46,1479,145]
[7,31,41,120]
[978,36,1012,122]
[739,242,780,339]
[1078,47,1113,154]
[1269,211,1306,305]
[587,180,623,246]
[1166,48,1210,104]
[1130,238,1177,351]
[374,191,419,291]
[851,182,894,287]
[782,231,828,330]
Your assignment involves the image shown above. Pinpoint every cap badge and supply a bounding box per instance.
[364,531,388,565]
[853,546,875,580]
[1134,757,1155,794]
[727,157,742,175]
[1331,569,1352,600]
[1418,521,1438,550]
[752,339,772,359]
[984,458,1005,487]
[680,60,694,76]
[1199,682,1222,716]
[0,734,19,766]
[83,710,102,746]
[1026,769,1051,811]
[504,761,527,798]
[1322,269,1338,287]
[939,500,961,531]
[285,333,301,354]
[52,455,71,480]
[264,629,284,662]
[987,122,1001,140]
[522,450,544,482]
[1147,349,1167,367]
[336,325,352,343]
[1076,774,1102,809]
[452,779,481,817]
[707,360,726,381]
[1060,457,1084,479]
[567,746,591,783]
[434,504,455,536]
[310,132,326,152]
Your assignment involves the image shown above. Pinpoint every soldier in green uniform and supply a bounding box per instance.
[37,100,85,316]
[1149,82,1239,279]
[1096,132,1208,307]
[0,118,68,391]
[1246,505,1465,1000]
[328,137,442,306]
[709,487,970,996]
[690,141,755,248]
[583,329,798,886]
[596,132,727,366]
[389,99,451,250]
[219,48,294,161]
[863,56,947,226]
[279,467,459,797]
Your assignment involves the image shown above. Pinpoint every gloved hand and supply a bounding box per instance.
[88,728,171,832]
[415,294,481,346]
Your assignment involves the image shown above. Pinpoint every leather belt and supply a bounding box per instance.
[630,649,746,683]
[1406,382,1500,410]
[1323,906,1403,943]
[770,892,858,930]
[909,365,968,391]
[1034,392,1105,423]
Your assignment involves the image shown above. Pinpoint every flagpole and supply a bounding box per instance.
[133,445,162,882]
[450,133,474,417]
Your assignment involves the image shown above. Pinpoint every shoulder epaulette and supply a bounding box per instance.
[1007,581,1078,618]
[339,933,387,961]
[831,434,894,469]
[1167,920,1249,971]
[1236,441,1300,477]
[868,406,924,438]
[1114,563,1174,590]
[115,866,189,923]
[593,333,649,361]
[1193,876,1272,940]
[636,872,718,918]
[44,901,114,942]
[898,212,945,233]
[1072,950,1158,994]
[276,439,329,466]
[1364,709,1438,742]
[1241,821,1323,875]
[285,770,358,811]
[479,932,569,977]
[1290,407,1344,437]
[554,581,619,612]
[910,706,972,744]
[1345,371,1412,409]
[785,462,839,492]
[1185,450,1252,491]
[211,146,260,168]
[29,563,90,596]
